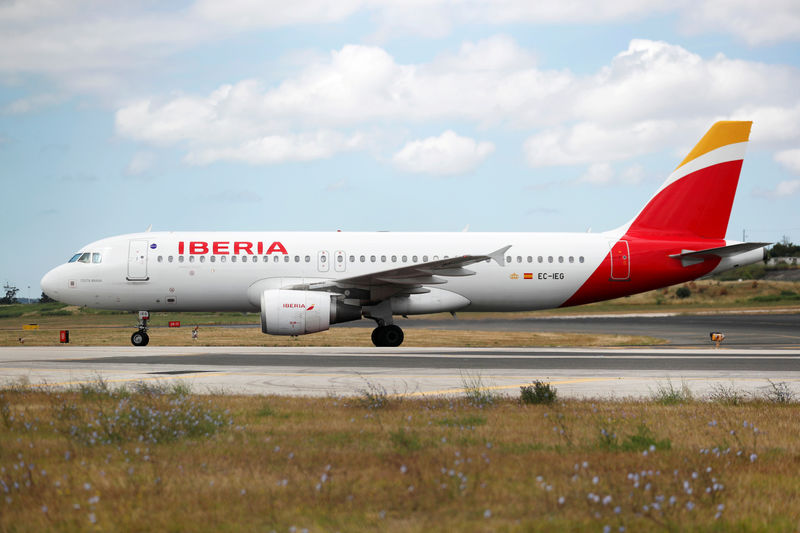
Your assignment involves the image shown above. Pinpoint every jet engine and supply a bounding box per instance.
[260,289,361,335]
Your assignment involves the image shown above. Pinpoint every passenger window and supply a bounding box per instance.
[92,253,102,264]
[305,255,311,263]
[569,256,574,263]
[231,256,237,263]
[168,256,173,263]
[360,255,365,262]
[69,253,82,263]
[273,256,279,263]
[178,256,184,263]
[189,256,195,263]
[412,255,418,262]
[517,256,522,263]
[199,256,206,263]
[579,256,585,263]
[284,255,290,262]
[402,255,407,262]
[538,256,543,263]
[558,256,564,263]
[349,255,355,263]
[380,255,386,262]
[221,256,227,263]
[262,256,268,262]
[526,256,532,263]
[548,256,553,263]
[295,255,300,263]
[337,255,343,263]
[433,255,439,261]
[423,255,428,262]
[370,255,376,263]
[391,255,397,262]
[506,255,511,263]
[158,256,163,263]
[210,256,216,263]
[78,253,90,263]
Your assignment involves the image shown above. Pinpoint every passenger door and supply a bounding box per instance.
[127,239,149,281]
[609,240,630,281]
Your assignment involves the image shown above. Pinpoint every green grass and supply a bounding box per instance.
[2,381,800,531]
[2,382,800,531]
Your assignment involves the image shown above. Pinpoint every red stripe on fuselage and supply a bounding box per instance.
[562,237,723,307]
[563,159,741,307]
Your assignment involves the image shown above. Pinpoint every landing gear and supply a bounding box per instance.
[371,325,404,347]
[131,311,150,347]
[131,331,149,346]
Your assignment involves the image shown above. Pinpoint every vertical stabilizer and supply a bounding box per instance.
[624,121,752,240]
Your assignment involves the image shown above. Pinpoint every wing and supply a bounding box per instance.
[285,245,511,301]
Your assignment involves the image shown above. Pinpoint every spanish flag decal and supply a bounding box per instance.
[524,273,533,280]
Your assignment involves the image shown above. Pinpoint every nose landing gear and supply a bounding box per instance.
[131,311,150,346]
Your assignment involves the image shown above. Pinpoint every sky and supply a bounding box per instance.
[1,0,800,298]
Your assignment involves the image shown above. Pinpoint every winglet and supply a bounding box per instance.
[488,245,511,266]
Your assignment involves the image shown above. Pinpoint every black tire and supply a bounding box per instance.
[383,325,404,347]
[371,326,385,347]
[131,331,149,347]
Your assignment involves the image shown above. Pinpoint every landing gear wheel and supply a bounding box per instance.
[371,325,404,347]
[131,331,149,347]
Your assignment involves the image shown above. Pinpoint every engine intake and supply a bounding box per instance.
[260,289,361,335]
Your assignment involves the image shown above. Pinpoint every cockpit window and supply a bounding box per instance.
[77,253,91,263]
[92,253,102,264]
[69,253,82,263]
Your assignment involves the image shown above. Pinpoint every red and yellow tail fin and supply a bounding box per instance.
[625,121,752,240]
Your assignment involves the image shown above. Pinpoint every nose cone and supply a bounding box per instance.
[40,268,61,301]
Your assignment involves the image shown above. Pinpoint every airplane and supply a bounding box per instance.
[41,121,768,347]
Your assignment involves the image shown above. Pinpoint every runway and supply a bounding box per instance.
[2,345,800,399]
[373,312,800,349]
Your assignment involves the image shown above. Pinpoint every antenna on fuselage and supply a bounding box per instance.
[145,224,152,233]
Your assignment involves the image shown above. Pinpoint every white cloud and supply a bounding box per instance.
[1,1,798,100]
[775,149,800,175]
[124,151,156,176]
[2,93,64,114]
[185,131,364,165]
[325,178,349,191]
[679,0,800,45]
[577,163,614,184]
[523,39,800,167]
[754,179,800,198]
[392,131,494,176]
[111,37,800,169]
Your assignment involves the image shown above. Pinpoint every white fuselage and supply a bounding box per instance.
[41,231,615,313]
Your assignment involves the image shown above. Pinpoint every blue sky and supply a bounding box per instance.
[1,1,799,297]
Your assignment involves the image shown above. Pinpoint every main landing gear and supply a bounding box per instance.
[371,325,404,347]
[131,311,150,346]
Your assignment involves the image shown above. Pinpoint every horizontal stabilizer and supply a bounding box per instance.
[669,242,770,260]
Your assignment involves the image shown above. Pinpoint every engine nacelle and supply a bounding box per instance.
[260,289,361,335]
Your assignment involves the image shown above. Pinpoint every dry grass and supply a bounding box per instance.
[0,326,663,347]
[2,383,799,531]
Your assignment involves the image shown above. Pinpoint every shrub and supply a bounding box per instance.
[520,381,558,405]
[461,372,495,406]
[651,379,693,405]
[676,286,691,299]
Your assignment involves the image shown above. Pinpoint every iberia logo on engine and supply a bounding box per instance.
[282,303,316,311]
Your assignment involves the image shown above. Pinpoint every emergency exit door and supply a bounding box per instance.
[127,239,149,281]
[610,240,630,281]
